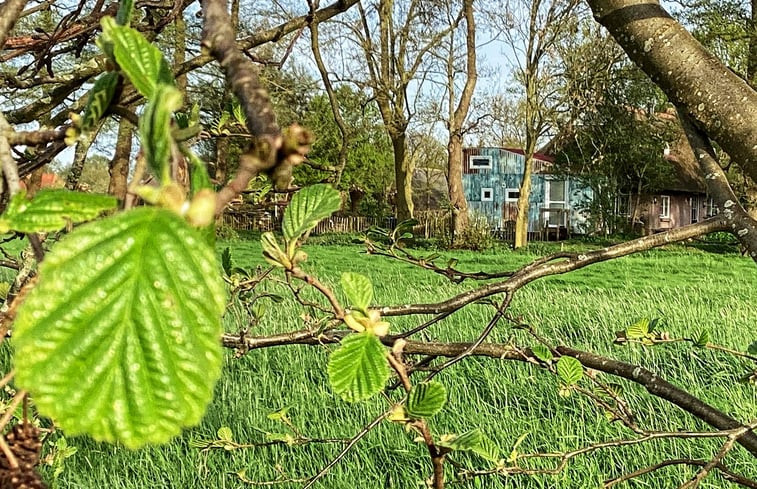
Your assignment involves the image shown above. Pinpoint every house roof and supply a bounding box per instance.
[663,136,707,193]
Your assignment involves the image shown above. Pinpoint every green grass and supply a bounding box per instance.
[20,238,757,488]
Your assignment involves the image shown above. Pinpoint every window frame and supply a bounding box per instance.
[504,188,520,202]
[659,195,671,219]
[469,154,493,170]
[481,187,494,202]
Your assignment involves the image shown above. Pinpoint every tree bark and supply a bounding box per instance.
[586,0,757,183]
[109,118,132,202]
[514,153,534,248]
[393,133,414,221]
[447,0,476,245]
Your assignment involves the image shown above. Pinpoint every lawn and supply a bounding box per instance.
[19,237,757,488]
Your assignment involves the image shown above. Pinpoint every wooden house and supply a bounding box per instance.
[462,147,593,236]
[619,138,716,234]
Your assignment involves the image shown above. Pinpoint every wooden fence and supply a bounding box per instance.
[221,208,562,242]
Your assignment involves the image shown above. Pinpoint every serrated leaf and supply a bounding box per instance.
[261,232,288,268]
[0,189,116,233]
[473,432,500,462]
[407,381,446,419]
[101,17,174,99]
[187,151,213,196]
[115,0,134,25]
[439,429,483,452]
[626,318,649,340]
[13,207,226,449]
[217,427,233,442]
[139,84,183,181]
[556,356,583,386]
[81,72,119,131]
[531,344,553,363]
[341,272,373,312]
[327,332,389,403]
[221,247,234,276]
[694,329,710,348]
[282,184,341,242]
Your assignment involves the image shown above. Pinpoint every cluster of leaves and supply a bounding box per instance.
[11,2,226,450]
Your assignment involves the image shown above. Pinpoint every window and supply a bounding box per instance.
[659,195,670,219]
[616,193,630,217]
[505,189,520,202]
[705,197,719,217]
[545,179,567,227]
[690,196,699,223]
[469,155,492,170]
[481,188,494,202]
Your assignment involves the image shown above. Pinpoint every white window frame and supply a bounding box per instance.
[706,197,718,217]
[469,155,493,170]
[481,187,494,202]
[544,179,568,227]
[659,195,670,219]
[504,188,520,202]
[690,196,699,223]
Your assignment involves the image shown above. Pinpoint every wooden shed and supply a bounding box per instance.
[462,147,593,235]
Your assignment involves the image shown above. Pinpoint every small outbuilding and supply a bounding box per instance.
[462,147,593,237]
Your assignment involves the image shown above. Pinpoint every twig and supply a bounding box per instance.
[604,458,757,488]
[301,411,389,489]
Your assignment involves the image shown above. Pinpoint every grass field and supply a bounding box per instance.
[17,237,757,488]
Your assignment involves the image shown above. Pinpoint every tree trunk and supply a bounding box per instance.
[65,130,98,191]
[393,133,414,221]
[586,0,757,183]
[109,118,132,202]
[514,154,534,248]
[174,12,187,95]
[448,134,468,242]
[25,167,44,197]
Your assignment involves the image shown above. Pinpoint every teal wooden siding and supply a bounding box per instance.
[462,148,592,233]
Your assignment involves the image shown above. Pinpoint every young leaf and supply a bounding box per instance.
[407,381,447,419]
[282,184,341,242]
[100,17,174,99]
[327,332,389,403]
[626,318,650,340]
[439,429,483,452]
[221,247,234,276]
[80,72,119,131]
[0,189,116,233]
[341,272,373,312]
[115,0,134,25]
[556,356,583,386]
[694,329,710,348]
[139,84,183,182]
[13,207,226,449]
[531,344,553,363]
[217,427,233,442]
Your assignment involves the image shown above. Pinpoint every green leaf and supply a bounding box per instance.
[221,247,234,276]
[139,84,183,182]
[0,189,116,233]
[748,341,757,355]
[115,0,134,25]
[282,184,341,242]
[531,344,553,363]
[340,272,373,312]
[101,17,174,99]
[217,427,233,442]
[81,72,119,131]
[556,356,583,386]
[474,432,501,462]
[694,329,710,348]
[261,232,288,268]
[13,207,226,448]
[439,429,483,452]
[327,332,389,403]
[187,151,213,196]
[407,381,446,419]
[626,318,649,340]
